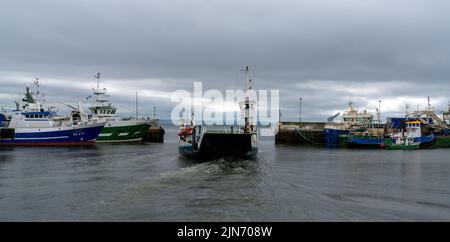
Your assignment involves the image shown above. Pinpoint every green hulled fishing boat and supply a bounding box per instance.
[384,120,423,150]
[89,73,150,143]
[97,120,150,142]
[434,106,450,148]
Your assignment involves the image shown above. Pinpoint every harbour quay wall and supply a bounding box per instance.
[276,121,326,144]
[143,126,165,143]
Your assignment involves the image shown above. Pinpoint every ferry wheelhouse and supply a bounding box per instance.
[178,66,258,159]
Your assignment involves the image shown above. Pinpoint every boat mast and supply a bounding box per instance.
[241,66,254,134]
[405,103,410,117]
[94,72,101,105]
[136,91,139,120]
[378,99,382,134]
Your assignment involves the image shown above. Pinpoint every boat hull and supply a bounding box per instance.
[415,134,436,148]
[324,128,349,145]
[97,122,150,143]
[179,133,258,159]
[345,136,384,149]
[384,137,421,150]
[0,123,104,146]
[385,144,420,150]
[434,135,450,148]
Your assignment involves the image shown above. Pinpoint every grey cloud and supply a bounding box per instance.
[1,0,450,121]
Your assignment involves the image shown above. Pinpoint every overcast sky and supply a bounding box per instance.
[1,0,450,121]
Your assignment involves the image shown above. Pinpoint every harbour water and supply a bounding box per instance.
[1,126,450,221]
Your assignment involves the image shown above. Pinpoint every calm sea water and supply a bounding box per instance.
[1,126,450,221]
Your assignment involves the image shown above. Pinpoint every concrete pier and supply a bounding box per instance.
[275,121,326,144]
[143,126,165,143]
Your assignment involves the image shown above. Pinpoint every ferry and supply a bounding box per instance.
[0,80,105,146]
[88,73,152,143]
[178,67,258,159]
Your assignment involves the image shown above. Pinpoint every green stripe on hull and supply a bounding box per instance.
[385,144,420,150]
[97,123,150,143]
[434,136,450,148]
[384,138,420,150]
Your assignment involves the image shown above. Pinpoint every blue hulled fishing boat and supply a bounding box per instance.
[0,80,105,146]
[324,102,374,145]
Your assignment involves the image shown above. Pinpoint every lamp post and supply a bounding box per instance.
[378,99,382,135]
[299,98,303,123]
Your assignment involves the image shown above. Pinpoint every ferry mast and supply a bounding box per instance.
[240,66,256,134]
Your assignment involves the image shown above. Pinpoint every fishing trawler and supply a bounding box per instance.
[344,105,385,148]
[324,102,374,145]
[88,73,152,143]
[385,120,435,150]
[436,104,450,147]
[178,67,258,159]
[402,98,446,148]
[0,80,105,146]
